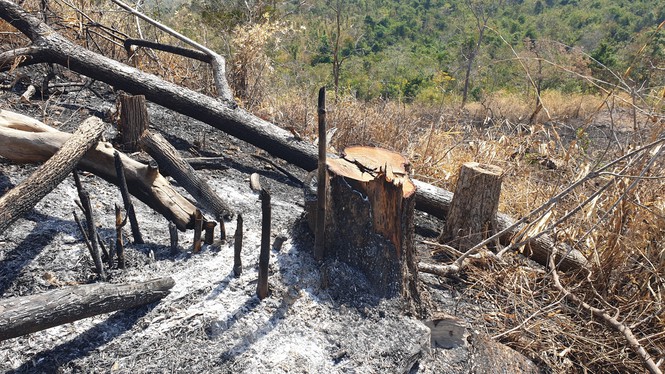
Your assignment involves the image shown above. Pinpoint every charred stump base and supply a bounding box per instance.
[307,146,421,309]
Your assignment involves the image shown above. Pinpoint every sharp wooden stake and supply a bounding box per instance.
[257,189,271,299]
[233,214,243,277]
[315,86,327,262]
[193,209,203,253]
[250,174,271,299]
[219,218,226,242]
[114,150,144,244]
[169,222,179,254]
[115,203,127,269]
[204,220,216,245]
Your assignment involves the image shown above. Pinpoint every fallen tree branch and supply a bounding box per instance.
[548,249,663,374]
[0,277,175,341]
[139,130,233,220]
[0,109,197,230]
[0,116,104,234]
[109,0,234,102]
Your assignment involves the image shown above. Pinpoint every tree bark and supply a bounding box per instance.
[0,277,174,341]
[312,146,421,308]
[0,116,104,234]
[139,130,233,220]
[440,162,503,252]
[118,93,149,152]
[0,110,197,230]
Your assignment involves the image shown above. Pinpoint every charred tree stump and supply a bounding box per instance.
[439,162,503,252]
[139,130,233,221]
[169,222,179,254]
[0,117,104,234]
[311,146,420,304]
[0,277,175,341]
[118,93,149,152]
[192,209,203,253]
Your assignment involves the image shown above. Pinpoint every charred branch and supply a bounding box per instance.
[0,277,175,341]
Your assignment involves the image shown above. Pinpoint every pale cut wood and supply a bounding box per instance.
[440,162,503,252]
[139,130,233,220]
[0,277,175,341]
[0,116,104,234]
[0,110,197,230]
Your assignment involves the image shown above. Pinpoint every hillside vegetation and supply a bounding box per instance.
[164,0,665,105]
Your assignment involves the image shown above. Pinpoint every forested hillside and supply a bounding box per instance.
[164,0,665,104]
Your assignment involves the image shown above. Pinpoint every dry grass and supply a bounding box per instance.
[265,85,665,373]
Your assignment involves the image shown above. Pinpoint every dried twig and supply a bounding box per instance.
[548,248,662,374]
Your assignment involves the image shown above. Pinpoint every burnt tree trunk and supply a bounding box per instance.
[118,93,149,152]
[440,162,503,252]
[314,146,420,307]
[0,277,174,341]
[0,117,104,234]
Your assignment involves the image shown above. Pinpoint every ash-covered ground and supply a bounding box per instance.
[0,72,536,373]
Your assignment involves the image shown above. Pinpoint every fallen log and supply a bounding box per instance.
[0,1,588,272]
[0,277,175,341]
[139,130,233,220]
[0,110,197,230]
[0,116,104,234]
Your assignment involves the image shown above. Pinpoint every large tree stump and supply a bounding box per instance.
[310,146,419,304]
[439,162,503,252]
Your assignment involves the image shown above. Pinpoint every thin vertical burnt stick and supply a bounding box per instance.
[193,209,203,253]
[114,151,143,244]
[204,220,216,245]
[219,219,226,242]
[73,171,105,279]
[73,211,93,256]
[250,174,271,299]
[115,204,127,269]
[96,231,109,261]
[233,214,243,277]
[315,87,327,262]
[257,189,271,299]
[169,222,179,254]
